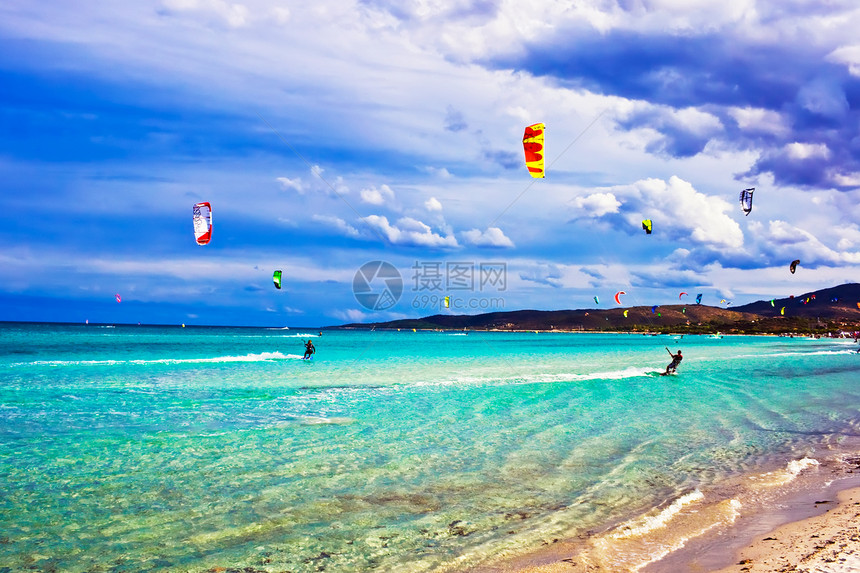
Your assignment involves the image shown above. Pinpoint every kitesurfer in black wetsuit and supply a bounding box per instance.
[303,340,315,359]
[664,348,682,374]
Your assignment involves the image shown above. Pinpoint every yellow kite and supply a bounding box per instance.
[522,123,545,178]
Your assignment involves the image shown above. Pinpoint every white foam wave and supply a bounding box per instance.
[751,457,819,487]
[17,352,302,367]
[410,366,658,389]
[611,490,705,540]
[630,498,742,572]
[277,333,321,338]
[529,366,659,383]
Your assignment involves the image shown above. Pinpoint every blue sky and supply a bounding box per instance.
[2,0,859,327]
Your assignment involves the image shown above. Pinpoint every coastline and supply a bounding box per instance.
[473,448,860,573]
[706,485,860,573]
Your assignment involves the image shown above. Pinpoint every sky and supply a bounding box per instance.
[1,0,860,327]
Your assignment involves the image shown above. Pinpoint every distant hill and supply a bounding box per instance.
[731,283,860,319]
[337,283,860,334]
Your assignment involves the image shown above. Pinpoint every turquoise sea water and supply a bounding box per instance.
[2,323,860,572]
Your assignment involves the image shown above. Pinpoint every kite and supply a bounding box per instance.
[679,292,688,300]
[522,123,545,178]
[651,305,658,314]
[273,270,282,290]
[790,259,800,274]
[614,291,626,305]
[444,296,450,308]
[682,307,686,314]
[696,293,703,304]
[642,219,652,234]
[857,302,860,310]
[623,309,629,317]
[739,187,754,216]
[115,293,121,303]
[780,306,785,315]
[594,296,599,305]
[770,299,775,307]
[193,202,212,245]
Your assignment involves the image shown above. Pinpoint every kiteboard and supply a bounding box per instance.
[659,371,677,376]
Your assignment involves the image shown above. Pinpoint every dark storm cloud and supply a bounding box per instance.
[489,23,860,189]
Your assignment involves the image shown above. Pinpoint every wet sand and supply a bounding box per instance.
[476,453,860,573]
[706,486,860,573]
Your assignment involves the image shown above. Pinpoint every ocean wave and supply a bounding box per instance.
[588,490,742,573]
[278,333,321,338]
[15,352,303,367]
[610,490,705,540]
[750,456,819,487]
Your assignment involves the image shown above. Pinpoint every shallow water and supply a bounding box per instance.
[1,324,859,571]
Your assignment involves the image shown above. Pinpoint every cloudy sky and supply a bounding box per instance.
[2,0,859,327]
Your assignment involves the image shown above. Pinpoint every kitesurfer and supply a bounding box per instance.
[663,347,682,375]
[303,340,315,360]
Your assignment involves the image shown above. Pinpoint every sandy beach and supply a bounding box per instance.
[484,453,860,573]
[706,486,860,573]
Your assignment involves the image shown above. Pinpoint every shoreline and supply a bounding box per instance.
[473,448,860,573]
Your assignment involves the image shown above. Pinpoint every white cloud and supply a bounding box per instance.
[570,192,621,217]
[277,176,305,193]
[784,142,831,160]
[573,176,744,250]
[360,184,395,205]
[827,44,860,76]
[460,227,515,248]
[728,106,790,137]
[425,197,443,211]
[161,0,250,28]
[421,166,452,178]
[748,220,860,266]
[311,214,361,238]
[365,215,458,247]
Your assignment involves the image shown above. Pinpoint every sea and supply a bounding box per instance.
[2,323,860,572]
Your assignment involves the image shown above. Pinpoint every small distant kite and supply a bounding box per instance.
[679,292,688,300]
[115,293,122,303]
[739,187,755,216]
[594,296,600,305]
[623,309,629,317]
[444,296,450,308]
[193,202,212,246]
[696,293,703,305]
[614,291,626,305]
[522,123,545,178]
[780,306,786,315]
[770,299,775,307]
[642,219,652,235]
[273,270,282,289]
[651,305,658,314]
[790,259,800,274]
